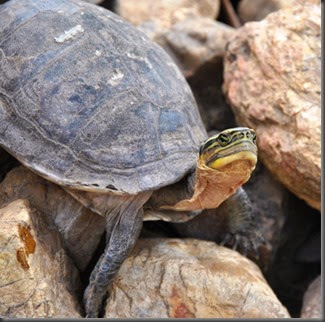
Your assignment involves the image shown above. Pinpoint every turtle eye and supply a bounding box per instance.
[217,133,230,146]
[247,130,256,143]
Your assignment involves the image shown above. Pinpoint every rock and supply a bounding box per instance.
[116,0,220,29]
[238,0,320,23]
[223,4,321,210]
[0,166,106,271]
[153,18,235,78]
[301,275,321,318]
[104,238,290,318]
[0,200,81,318]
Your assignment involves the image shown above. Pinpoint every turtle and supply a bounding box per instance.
[0,0,259,318]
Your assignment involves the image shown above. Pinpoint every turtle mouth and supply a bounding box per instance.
[204,140,257,170]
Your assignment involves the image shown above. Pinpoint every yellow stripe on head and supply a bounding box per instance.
[199,127,257,170]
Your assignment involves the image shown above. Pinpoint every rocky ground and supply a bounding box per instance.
[0,0,321,319]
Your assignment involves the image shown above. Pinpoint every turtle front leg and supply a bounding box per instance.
[219,187,267,262]
[83,204,144,318]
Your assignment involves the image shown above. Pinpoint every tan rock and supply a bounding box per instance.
[0,200,81,318]
[223,4,321,210]
[104,238,290,318]
[238,0,320,23]
[301,275,321,318]
[0,166,106,271]
[116,0,220,29]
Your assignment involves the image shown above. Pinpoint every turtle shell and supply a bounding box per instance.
[0,0,207,194]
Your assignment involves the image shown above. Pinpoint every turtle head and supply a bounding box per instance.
[160,127,258,212]
[199,127,257,172]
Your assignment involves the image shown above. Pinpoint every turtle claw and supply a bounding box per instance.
[220,230,265,263]
[220,233,232,246]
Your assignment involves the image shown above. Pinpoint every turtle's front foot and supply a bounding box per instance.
[218,187,271,268]
[221,229,270,269]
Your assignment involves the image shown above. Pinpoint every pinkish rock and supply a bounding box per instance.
[223,4,321,210]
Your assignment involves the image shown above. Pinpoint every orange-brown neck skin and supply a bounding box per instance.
[161,157,256,212]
